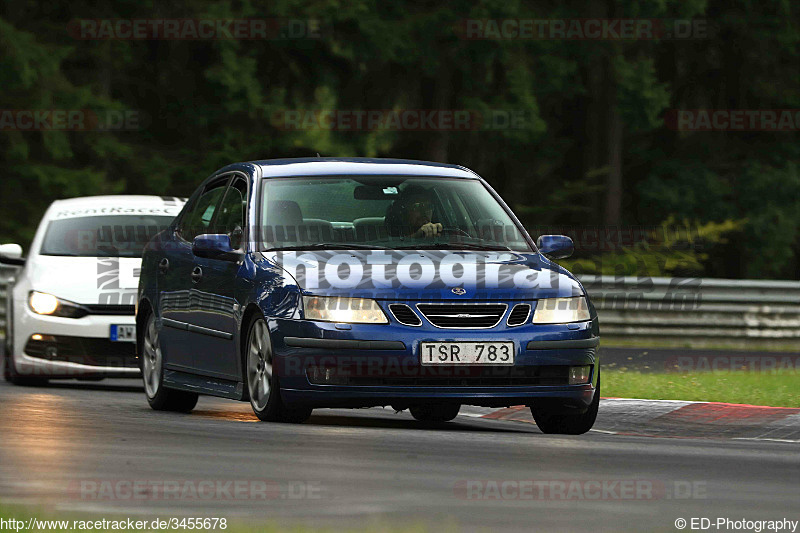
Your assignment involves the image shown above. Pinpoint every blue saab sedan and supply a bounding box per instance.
[136,158,600,434]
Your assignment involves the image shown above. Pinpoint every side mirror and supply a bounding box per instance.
[192,234,241,261]
[536,235,574,259]
[0,244,25,266]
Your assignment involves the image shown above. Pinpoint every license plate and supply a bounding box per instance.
[110,325,136,343]
[420,342,514,365]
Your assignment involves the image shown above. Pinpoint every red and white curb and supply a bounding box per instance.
[460,399,800,442]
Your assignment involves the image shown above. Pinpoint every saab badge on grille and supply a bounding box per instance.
[451,287,467,296]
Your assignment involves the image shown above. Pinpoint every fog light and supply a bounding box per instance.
[308,366,348,385]
[568,365,591,384]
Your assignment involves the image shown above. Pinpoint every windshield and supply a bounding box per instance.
[39,215,175,258]
[260,176,532,252]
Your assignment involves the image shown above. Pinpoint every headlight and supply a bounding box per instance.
[302,296,388,324]
[28,291,86,318]
[532,296,591,324]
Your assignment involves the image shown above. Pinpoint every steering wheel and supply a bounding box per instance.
[440,226,472,238]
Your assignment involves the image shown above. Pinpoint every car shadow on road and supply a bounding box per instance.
[13,379,144,394]
[302,411,533,433]
[192,406,532,433]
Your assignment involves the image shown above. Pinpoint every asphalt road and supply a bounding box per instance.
[0,379,798,532]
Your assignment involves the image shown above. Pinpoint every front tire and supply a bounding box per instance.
[531,375,600,435]
[245,316,311,423]
[141,313,198,412]
[409,403,460,422]
[3,315,47,386]
[3,350,48,386]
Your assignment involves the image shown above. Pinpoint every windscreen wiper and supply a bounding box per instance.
[394,242,515,252]
[264,243,392,251]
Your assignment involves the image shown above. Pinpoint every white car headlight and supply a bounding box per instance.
[29,291,60,315]
[28,291,85,318]
[302,296,388,324]
[532,296,591,324]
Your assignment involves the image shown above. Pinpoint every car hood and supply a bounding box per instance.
[25,255,141,305]
[263,249,584,300]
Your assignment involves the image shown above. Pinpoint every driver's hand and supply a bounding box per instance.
[416,222,443,238]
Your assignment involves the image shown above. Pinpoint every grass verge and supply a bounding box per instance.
[603,369,800,407]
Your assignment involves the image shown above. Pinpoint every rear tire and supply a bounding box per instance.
[245,315,311,423]
[141,313,198,413]
[409,403,460,422]
[531,375,600,435]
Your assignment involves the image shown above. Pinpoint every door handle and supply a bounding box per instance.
[158,258,169,274]
[191,266,203,284]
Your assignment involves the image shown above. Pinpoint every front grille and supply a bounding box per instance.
[389,304,422,326]
[507,304,531,326]
[416,303,507,329]
[307,365,570,387]
[82,304,136,316]
[24,335,138,368]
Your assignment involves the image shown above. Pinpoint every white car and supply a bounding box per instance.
[0,195,185,385]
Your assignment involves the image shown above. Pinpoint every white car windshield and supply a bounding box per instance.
[39,215,174,258]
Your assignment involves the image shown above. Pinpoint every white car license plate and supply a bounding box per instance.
[110,325,136,343]
[420,342,514,365]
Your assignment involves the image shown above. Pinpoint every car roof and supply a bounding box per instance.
[249,157,479,179]
[45,195,187,220]
[50,195,186,209]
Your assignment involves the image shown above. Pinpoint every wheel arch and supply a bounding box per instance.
[238,303,265,401]
[135,298,154,361]
[4,290,14,355]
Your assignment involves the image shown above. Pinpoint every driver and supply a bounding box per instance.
[385,185,443,238]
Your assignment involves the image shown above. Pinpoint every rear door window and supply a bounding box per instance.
[177,179,228,242]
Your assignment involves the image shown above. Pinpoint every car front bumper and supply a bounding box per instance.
[12,303,139,379]
[269,317,600,409]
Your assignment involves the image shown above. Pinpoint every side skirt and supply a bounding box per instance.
[163,369,244,400]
